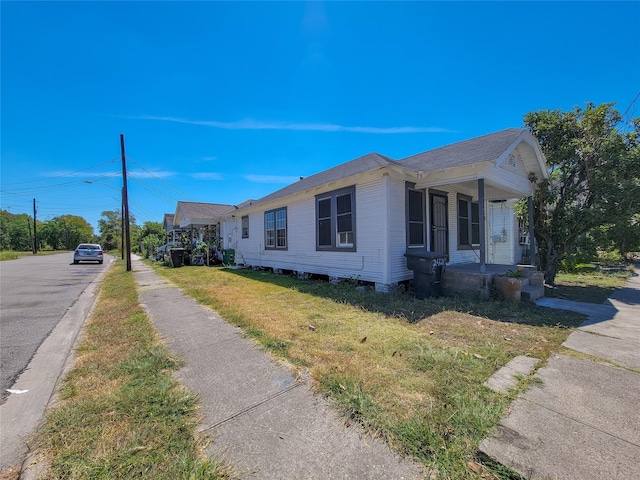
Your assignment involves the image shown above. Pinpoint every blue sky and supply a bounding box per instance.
[2,1,639,234]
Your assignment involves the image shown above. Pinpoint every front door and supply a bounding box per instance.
[430,193,448,255]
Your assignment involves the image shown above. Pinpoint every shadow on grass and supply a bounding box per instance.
[222,267,586,329]
[545,284,616,304]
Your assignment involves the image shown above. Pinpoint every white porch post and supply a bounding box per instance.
[478,178,486,273]
[528,196,536,267]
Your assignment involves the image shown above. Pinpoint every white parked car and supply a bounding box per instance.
[73,243,104,264]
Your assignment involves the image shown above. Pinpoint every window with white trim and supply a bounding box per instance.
[458,194,480,248]
[265,207,287,249]
[241,215,249,239]
[316,186,356,251]
[407,186,425,247]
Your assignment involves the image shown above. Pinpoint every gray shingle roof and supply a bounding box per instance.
[251,152,399,207]
[239,129,532,210]
[400,128,526,172]
[163,213,175,227]
[176,201,237,219]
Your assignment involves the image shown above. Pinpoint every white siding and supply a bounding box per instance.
[232,173,388,283]
[432,186,520,266]
[388,174,413,284]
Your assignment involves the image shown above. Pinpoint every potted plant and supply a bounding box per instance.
[494,269,522,302]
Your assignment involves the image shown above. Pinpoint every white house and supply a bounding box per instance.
[219,129,548,294]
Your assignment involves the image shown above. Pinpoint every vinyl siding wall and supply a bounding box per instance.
[232,173,388,283]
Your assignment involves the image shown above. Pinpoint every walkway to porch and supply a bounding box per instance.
[441,263,544,301]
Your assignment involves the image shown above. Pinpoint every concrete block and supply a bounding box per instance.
[521,285,544,301]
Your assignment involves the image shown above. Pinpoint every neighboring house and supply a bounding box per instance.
[222,128,548,294]
[162,213,181,244]
[172,201,238,248]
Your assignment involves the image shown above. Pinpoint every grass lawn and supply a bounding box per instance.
[547,263,633,304]
[23,260,232,480]
[0,250,67,261]
[156,264,586,479]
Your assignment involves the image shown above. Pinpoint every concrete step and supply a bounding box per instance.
[520,277,530,288]
[522,284,545,301]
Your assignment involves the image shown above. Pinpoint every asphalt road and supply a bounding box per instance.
[0,252,109,400]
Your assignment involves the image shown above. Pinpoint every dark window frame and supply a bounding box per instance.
[315,186,356,252]
[405,182,426,248]
[457,194,480,249]
[264,207,287,250]
[241,215,249,239]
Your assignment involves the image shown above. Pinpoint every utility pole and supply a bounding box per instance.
[33,198,38,254]
[28,218,34,254]
[121,134,132,271]
[121,191,125,260]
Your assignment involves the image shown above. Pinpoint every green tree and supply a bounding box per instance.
[135,221,165,258]
[0,211,34,251]
[98,210,122,251]
[51,215,95,250]
[525,103,640,284]
[98,210,137,252]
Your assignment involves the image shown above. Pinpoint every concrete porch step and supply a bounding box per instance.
[522,284,545,301]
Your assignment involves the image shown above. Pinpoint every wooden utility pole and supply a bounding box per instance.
[33,198,38,254]
[28,218,34,254]
[121,134,132,271]
[121,193,125,260]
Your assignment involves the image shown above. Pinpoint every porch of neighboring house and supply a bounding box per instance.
[177,223,224,265]
[441,263,545,301]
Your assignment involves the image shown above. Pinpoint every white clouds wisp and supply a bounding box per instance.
[191,172,224,180]
[132,115,453,134]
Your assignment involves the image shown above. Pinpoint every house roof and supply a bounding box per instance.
[234,128,544,212]
[176,201,237,220]
[249,152,399,207]
[163,213,175,227]
[400,128,528,172]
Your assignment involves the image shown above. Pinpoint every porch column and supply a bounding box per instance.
[478,178,486,273]
[528,196,536,267]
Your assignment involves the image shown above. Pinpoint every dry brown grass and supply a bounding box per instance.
[157,264,582,478]
[28,261,232,479]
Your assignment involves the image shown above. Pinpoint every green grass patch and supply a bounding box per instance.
[32,260,232,480]
[154,263,585,479]
[0,250,66,261]
[549,263,633,303]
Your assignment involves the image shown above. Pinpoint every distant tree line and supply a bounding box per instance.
[0,209,164,258]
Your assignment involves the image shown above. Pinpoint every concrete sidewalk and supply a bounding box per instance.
[132,256,422,479]
[480,268,640,479]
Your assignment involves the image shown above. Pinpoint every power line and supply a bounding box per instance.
[620,91,640,126]
[127,158,200,202]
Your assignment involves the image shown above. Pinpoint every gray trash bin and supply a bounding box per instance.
[404,251,448,299]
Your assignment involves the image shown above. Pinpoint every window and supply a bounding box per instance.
[315,186,356,251]
[241,215,249,239]
[265,208,287,249]
[406,185,425,247]
[458,194,480,248]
